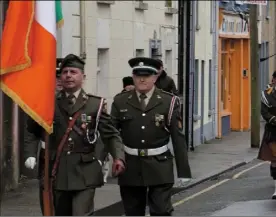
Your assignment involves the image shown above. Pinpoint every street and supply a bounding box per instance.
[2,158,276,216]
[171,159,275,216]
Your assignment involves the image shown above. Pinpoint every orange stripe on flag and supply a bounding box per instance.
[0,1,34,75]
[0,2,56,133]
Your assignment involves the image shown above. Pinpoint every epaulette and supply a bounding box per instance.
[86,93,102,99]
[114,90,131,98]
[161,89,174,97]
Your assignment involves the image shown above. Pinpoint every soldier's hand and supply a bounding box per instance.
[112,159,125,177]
[24,157,37,169]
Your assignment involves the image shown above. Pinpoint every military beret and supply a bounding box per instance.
[273,71,276,78]
[128,57,161,76]
[60,54,85,72]
[122,76,134,88]
[155,59,163,68]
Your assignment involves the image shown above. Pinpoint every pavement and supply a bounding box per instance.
[0,127,263,216]
[171,159,274,216]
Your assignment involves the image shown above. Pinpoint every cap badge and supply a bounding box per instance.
[139,62,144,66]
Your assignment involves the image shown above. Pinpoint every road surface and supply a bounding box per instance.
[171,159,275,216]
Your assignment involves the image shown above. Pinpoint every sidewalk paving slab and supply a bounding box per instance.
[1,129,262,216]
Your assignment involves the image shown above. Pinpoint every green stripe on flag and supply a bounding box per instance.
[56,0,64,28]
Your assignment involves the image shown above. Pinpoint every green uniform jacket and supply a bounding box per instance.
[24,89,125,191]
[111,88,191,186]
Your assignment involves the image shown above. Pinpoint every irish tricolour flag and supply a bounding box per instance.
[0,1,64,134]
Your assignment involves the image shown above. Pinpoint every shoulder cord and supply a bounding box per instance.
[86,98,105,144]
[164,96,177,132]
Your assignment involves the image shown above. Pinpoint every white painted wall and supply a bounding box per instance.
[57,1,179,112]
[194,1,213,131]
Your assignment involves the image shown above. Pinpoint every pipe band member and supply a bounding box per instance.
[24,53,125,216]
[110,57,192,216]
[258,71,276,199]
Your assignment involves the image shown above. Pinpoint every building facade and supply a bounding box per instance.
[258,2,276,90]
[217,1,251,138]
[57,1,179,112]
[192,1,218,146]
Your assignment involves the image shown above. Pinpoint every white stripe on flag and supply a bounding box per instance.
[35,1,56,38]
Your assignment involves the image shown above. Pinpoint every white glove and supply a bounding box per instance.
[98,160,102,166]
[24,157,37,169]
[176,178,192,187]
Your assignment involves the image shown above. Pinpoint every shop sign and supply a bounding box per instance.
[241,0,267,5]
[219,13,249,36]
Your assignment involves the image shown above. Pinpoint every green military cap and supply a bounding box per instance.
[59,54,85,72]
[128,57,161,76]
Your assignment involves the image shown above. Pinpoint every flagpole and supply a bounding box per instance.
[43,133,54,216]
[11,103,20,188]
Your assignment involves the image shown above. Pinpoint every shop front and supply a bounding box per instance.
[217,9,250,138]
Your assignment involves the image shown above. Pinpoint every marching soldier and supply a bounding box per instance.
[111,57,192,216]
[258,76,276,199]
[55,58,63,92]
[154,59,178,95]
[266,71,276,89]
[122,76,135,92]
[24,54,125,216]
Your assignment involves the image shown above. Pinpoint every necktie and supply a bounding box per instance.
[67,94,75,106]
[139,93,147,110]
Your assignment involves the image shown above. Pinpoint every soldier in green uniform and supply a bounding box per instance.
[24,54,125,216]
[258,71,276,199]
[110,57,192,216]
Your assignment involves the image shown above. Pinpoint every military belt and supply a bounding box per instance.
[124,145,169,156]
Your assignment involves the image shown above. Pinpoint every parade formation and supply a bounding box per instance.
[2,0,276,216]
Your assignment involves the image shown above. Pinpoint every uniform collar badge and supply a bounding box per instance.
[82,93,88,100]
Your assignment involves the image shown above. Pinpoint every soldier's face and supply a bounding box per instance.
[272,77,276,84]
[157,66,163,76]
[56,78,63,91]
[60,67,85,92]
[133,74,157,93]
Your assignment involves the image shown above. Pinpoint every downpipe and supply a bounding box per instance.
[213,1,219,138]
[185,0,196,151]
[211,1,218,139]
[80,1,86,59]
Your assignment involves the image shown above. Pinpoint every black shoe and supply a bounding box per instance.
[272,194,276,200]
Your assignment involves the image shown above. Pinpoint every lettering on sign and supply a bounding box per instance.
[241,0,267,5]
[219,13,249,36]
